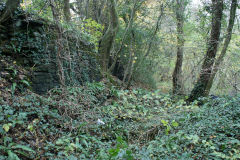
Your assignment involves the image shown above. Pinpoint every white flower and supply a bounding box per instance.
[97,119,105,125]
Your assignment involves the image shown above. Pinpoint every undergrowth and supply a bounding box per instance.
[0,82,240,159]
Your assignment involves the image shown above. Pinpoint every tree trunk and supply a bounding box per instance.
[0,0,20,24]
[75,0,84,19]
[85,0,89,19]
[98,0,119,73]
[126,31,136,89]
[172,0,185,95]
[109,0,138,72]
[144,4,164,58]
[205,0,238,95]
[122,38,133,84]
[188,0,223,102]
[63,0,71,22]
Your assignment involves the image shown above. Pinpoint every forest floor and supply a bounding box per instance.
[0,55,240,160]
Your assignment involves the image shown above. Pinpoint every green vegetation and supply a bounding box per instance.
[0,0,240,159]
[1,81,240,159]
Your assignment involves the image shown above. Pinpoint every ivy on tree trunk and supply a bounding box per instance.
[98,0,119,73]
[188,0,224,102]
[205,0,238,95]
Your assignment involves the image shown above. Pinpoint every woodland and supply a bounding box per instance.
[0,0,240,159]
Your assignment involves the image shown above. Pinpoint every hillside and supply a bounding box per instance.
[1,0,240,159]
[0,54,240,159]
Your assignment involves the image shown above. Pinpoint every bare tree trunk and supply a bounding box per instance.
[85,0,89,19]
[205,0,238,95]
[75,0,84,19]
[63,0,71,22]
[188,0,223,102]
[172,0,185,95]
[144,4,164,58]
[0,0,20,24]
[98,0,119,73]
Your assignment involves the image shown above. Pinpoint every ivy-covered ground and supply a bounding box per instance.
[0,56,240,160]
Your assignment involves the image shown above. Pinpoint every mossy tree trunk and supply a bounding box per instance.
[188,0,224,102]
[64,0,71,22]
[98,0,119,73]
[205,0,238,95]
[172,0,186,95]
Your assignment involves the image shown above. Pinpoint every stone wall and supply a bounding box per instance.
[0,5,100,94]
[32,64,59,94]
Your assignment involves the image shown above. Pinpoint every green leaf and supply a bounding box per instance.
[56,138,64,145]
[172,121,179,127]
[109,148,120,157]
[3,123,12,132]
[7,150,20,160]
[81,139,88,148]
[11,83,17,95]
[14,150,29,157]
[11,145,35,153]
[165,126,171,135]
[0,145,8,151]
[27,124,34,132]
[20,80,30,86]
[13,69,17,76]
[161,120,168,126]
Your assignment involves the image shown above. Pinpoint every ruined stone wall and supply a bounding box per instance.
[0,5,100,94]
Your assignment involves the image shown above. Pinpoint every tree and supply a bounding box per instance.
[98,0,119,73]
[63,0,71,22]
[205,0,238,95]
[172,0,187,95]
[188,0,224,102]
[109,0,139,74]
[144,4,164,58]
[0,0,20,24]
